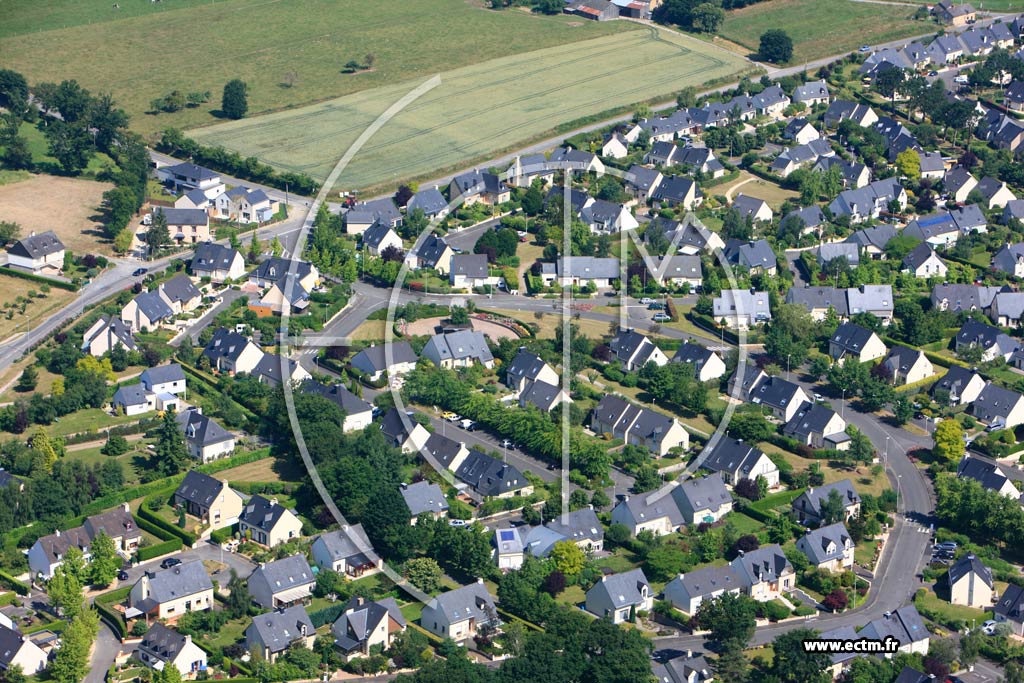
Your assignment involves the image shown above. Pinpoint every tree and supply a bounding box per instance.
[759,30,793,64]
[89,92,128,154]
[645,544,688,581]
[225,570,251,618]
[0,69,29,110]
[874,67,905,112]
[30,428,59,475]
[769,628,831,683]
[549,540,586,576]
[713,645,750,683]
[822,588,849,612]
[146,209,170,256]
[151,409,190,477]
[16,366,37,392]
[49,608,98,683]
[47,561,84,619]
[934,418,964,465]
[691,2,724,32]
[405,557,444,593]
[694,593,757,650]
[101,433,129,456]
[221,79,248,119]
[895,149,921,180]
[88,532,119,587]
[45,121,93,174]
[892,396,912,426]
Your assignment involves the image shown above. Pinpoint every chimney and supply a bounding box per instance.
[356,596,365,606]
[477,577,485,585]
[270,498,279,507]
[55,529,61,537]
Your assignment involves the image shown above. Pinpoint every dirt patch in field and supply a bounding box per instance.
[403,316,519,341]
[0,174,115,255]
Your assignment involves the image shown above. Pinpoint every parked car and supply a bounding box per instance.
[648,302,665,311]
[448,519,467,528]
[983,620,998,635]
[813,393,823,401]
[860,45,872,52]
[460,419,476,431]
[639,297,654,305]
[132,268,148,277]
[653,313,671,322]
[440,411,458,421]
[160,557,182,569]
[117,569,130,581]
[935,541,958,551]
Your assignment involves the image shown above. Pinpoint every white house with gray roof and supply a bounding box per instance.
[671,343,726,382]
[671,473,733,525]
[973,383,1024,430]
[361,221,403,258]
[902,242,947,279]
[859,604,929,656]
[541,256,621,289]
[176,407,235,463]
[793,479,861,526]
[783,403,848,450]
[421,581,499,641]
[748,375,811,423]
[585,568,653,623]
[713,289,771,329]
[6,231,65,275]
[350,341,418,382]
[730,544,794,601]
[174,470,243,529]
[128,561,214,620]
[611,482,687,536]
[948,554,994,608]
[794,80,830,107]
[400,481,448,523]
[190,242,245,282]
[245,605,314,662]
[449,253,493,289]
[609,328,668,372]
[136,622,207,677]
[405,234,455,274]
[300,380,373,432]
[238,494,302,548]
[590,394,688,456]
[701,437,780,487]
[829,322,887,364]
[664,565,744,615]
[505,348,559,393]
[932,366,986,406]
[646,255,702,289]
[248,555,316,609]
[797,522,854,572]
[311,525,381,578]
[331,597,406,659]
[882,346,934,386]
[81,314,137,358]
[422,330,494,369]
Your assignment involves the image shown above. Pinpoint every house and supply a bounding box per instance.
[248,257,319,292]
[580,199,639,234]
[141,363,187,397]
[731,194,773,224]
[505,348,559,393]
[958,455,1023,499]
[829,322,887,364]
[794,80,831,107]
[671,343,726,382]
[175,188,212,210]
[176,408,235,463]
[991,292,1024,327]
[664,217,726,255]
[248,555,316,609]
[448,169,510,205]
[729,544,794,601]
[28,504,140,579]
[566,0,620,24]
[213,187,277,224]
[0,623,48,675]
[664,565,744,615]
[748,375,811,423]
[238,495,303,548]
[156,162,223,196]
[650,176,701,209]
[713,289,771,329]
[818,625,862,677]
[173,470,243,529]
[585,569,653,623]
[904,206,988,247]
[652,652,714,683]
[455,450,533,498]
[153,207,212,244]
[783,403,848,450]
[815,156,871,189]
[601,132,629,159]
[955,319,1019,362]
[934,0,976,25]
[932,284,1004,312]
[701,437,780,487]
[823,101,879,128]
[753,85,791,117]
[771,138,833,177]
[782,205,827,236]
[671,473,733,525]
[331,597,406,659]
[251,273,311,316]
[361,221,403,258]
[81,315,137,357]
[992,242,1024,277]
[136,623,207,678]
[728,365,768,402]
[797,523,855,572]
[625,165,664,203]
[544,507,604,552]
[817,242,860,268]
[379,408,430,454]
[128,561,214,621]
[245,605,315,663]
[792,480,861,526]
[1007,81,1024,112]
[972,383,1024,430]
[859,605,930,655]
[160,275,203,314]
[610,483,687,536]
[609,328,668,372]
[519,380,571,412]
[948,554,994,608]
[976,177,1017,209]
[400,481,448,522]
[407,187,449,219]
[202,328,264,375]
[725,239,777,275]
[311,525,381,577]
[112,383,159,416]
[249,353,311,388]
[944,166,979,203]
[549,146,605,174]
[540,256,621,289]
[449,253,491,289]
[494,528,525,571]
[121,289,174,332]
[845,224,898,257]
[344,198,402,236]
[405,234,455,274]
[589,394,689,456]
[421,581,499,641]
[350,341,418,382]
[190,242,245,282]
[997,582,1024,637]
[828,178,906,224]
[902,243,947,279]
[932,366,986,406]
[300,380,373,432]
[422,433,470,472]
[881,345,935,386]
[422,330,494,369]
[785,286,851,321]
[990,20,1015,47]
[5,231,65,275]
[918,151,946,180]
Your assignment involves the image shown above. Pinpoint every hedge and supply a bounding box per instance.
[136,538,183,562]
[136,499,199,546]
[310,603,347,628]
[133,509,179,542]
[0,571,30,596]
[0,266,78,291]
[24,619,66,634]
[688,311,740,345]
[496,607,544,632]
[96,601,126,639]
[210,524,238,545]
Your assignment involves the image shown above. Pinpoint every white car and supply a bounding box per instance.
[954,75,970,84]
[639,297,654,305]
[983,620,998,635]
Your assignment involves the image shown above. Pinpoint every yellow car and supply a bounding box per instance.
[440,411,457,421]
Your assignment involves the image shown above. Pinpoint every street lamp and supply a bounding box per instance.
[841,388,846,418]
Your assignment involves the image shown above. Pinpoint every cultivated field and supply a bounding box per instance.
[191,26,749,192]
[0,273,77,343]
[720,0,927,63]
[0,0,626,135]
[0,174,115,255]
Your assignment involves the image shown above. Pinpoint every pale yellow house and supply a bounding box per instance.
[949,554,994,608]
[128,561,214,621]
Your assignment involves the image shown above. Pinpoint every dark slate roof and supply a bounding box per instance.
[139,623,191,662]
[177,408,234,447]
[672,342,715,368]
[423,433,466,469]
[82,315,137,353]
[651,176,698,204]
[424,330,494,364]
[455,450,529,496]
[749,375,804,412]
[451,170,506,198]
[251,353,304,387]
[948,553,993,589]
[132,290,174,323]
[351,342,417,374]
[451,253,488,278]
[140,561,213,603]
[251,257,313,285]
[251,555,314,593]
[799,522,852,565]
[553,256,620,280]
[545,186,592,214]
[731,195,770,221]
[332,598,406,653]
[784,403,841,439]
[703,437,768,478]
[7,230,65,259]
[300,380,372,417]
[783,205,826,231]
[883,345,926,377]
[974,383,1024,424]
[400,481,448,517]
[610,328,653,362]
[175,470,228,508]
[845,224,898,250]
[627,164,663,192]
[412,234,451,268]
[995,583,1024,620]
[545,507,603,544]
[313,525,376,566]
[793,479,859,518]
[407,188,448,216]
[903,242,940,270]
[894,666,930,683]
[240,495,294,532]
[362,221,398,250]
[860,605,928,649]
[957,319,1007,349]
[112,383,149,408]
[140,363,186,388]
[933,366,982,397]
[520,380,564,412]
[346,198,401,227]
[192,242,242,275]
[380,408,418,444]
[794,80,829,102]
[672,473,731,516]
[934,284,1004,311]
[507,349,549,385]
[958,455,1015,492]
[730,544,792,585]
[163,161,219,181]
[831,322,878,354]
[725,239,775,270]
[154,207,208,226]
[667,564,742,601]
[247,605,314,655]
[203,328,256,364]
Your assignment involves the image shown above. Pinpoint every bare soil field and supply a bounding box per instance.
[0,174,115,255]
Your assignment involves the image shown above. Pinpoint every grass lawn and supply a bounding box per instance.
[214,457,292,484]
[725,512,765,536]
[558,585,587,607]
[717,171,799,210]
[189,24,748,192]
[0,170,31,186]
[486,307,616,341]
[66,444,148,484]
[765,444,891,497]
[400,601,424,623]
[915,587,992,625]
[351,320,388,342]
[0,272,78,343]
[1,408,141,440]
[9,122,118,178]
[1,0,635,137]
[855,539,881,568]
[720,0,929,63]
[593,549,643,574]
[0,361,62,403]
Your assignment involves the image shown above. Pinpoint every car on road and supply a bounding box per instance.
[935,541,958,550]
[132,268,148,277]
[983,620,998,635]
[449,519,467,528]
[500,439,517,449]
[460,419,476,431]
[652,313,671,322]
[648,302,665,311]
[117,569,129,581]
[813,393,823,401]
[860,45,871,52]
[928,70,938,77]
[639,297,655,305]
[445,413,462,423]
[160,557,182,569]
[440,411,457,421]
[954,75,970,84]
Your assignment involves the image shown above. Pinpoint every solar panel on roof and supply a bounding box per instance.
[499,530,515,542]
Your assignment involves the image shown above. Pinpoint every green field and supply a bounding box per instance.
[190,26,749,191]
[720,0,929,63]
[0,0,627,136]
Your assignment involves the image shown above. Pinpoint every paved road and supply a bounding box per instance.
[85,622,121,683]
